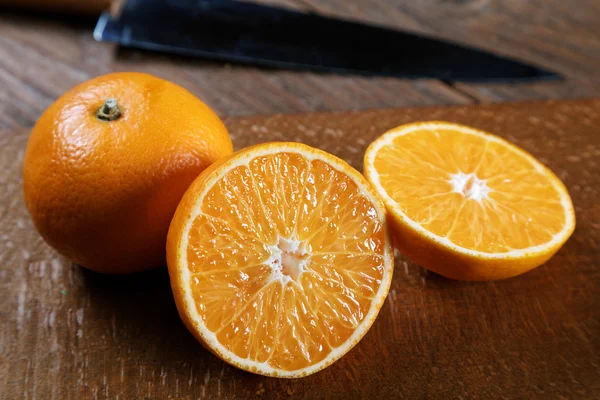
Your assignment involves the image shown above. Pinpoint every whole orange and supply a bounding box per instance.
[23,72,233,273]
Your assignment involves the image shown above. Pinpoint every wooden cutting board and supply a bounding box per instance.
[1,99,599,399]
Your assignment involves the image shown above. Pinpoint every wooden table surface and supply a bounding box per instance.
[1,0,600,130]
[1,2,600,399]
[2,98,600,399]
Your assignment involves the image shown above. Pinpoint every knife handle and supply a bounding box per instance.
[0,0,123,14]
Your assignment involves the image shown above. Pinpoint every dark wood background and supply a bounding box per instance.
[2,98,599,399]
[1,1,599,399]
[1,0,600,131]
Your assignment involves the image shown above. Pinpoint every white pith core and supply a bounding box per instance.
[267,236,308,284]
[450,171,491,202]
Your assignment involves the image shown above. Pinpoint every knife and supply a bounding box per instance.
[94,0,559,82]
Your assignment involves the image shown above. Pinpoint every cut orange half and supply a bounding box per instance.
[167,142,393,377]
[364,121,575,281]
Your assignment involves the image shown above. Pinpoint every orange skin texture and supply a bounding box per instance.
[23,72,233,273]
[387,214,572,281]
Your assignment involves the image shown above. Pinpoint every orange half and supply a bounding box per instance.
[364,121,575,280]
[167,142,393,377]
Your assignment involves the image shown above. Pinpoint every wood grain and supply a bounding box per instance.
[279,0,600,100]
[0,8,470,133]
[1,1,600,398]
[2,0,600,133]
[1,99,599,399]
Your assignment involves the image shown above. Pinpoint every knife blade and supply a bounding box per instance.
[94,0,559,82]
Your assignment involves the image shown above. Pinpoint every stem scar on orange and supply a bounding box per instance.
[23,72,233,273]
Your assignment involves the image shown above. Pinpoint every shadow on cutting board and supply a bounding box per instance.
[77,265,284,388]
[79,266,213,363]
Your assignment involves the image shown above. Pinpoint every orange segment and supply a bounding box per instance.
[191,264,272,332]
[187,215,271,273]
[201,165,277,244]
[248,153,308,239]
[364,121,575,281]
[167,143,393,377]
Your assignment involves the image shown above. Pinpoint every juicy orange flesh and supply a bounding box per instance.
[374,127,565,252]
[186,153,386,371]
